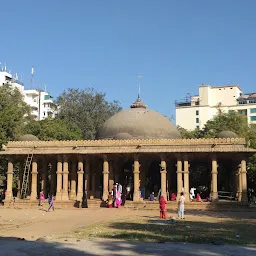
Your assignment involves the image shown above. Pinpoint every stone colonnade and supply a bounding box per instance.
[4,154,248,202]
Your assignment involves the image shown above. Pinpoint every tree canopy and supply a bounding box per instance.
[56,88,122,139]
[0,84,32,147]
[23,118,83,141]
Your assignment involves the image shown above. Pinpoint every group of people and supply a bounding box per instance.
[107,182,124,208]
[159,192,186,219]
[39,191,55,212]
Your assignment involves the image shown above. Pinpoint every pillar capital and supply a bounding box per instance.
[133,153,140,161]
[183,154,189,161]
[63,154,69,162]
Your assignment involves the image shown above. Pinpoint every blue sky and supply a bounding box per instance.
[1,1,256,121]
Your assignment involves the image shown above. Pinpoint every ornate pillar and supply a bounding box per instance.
[5,160,14,201]
[70,160,77,200]
[241,159,248,202]
[62,155,69,200]
[176,156,183,200]
[30,159,38,200]
[133,154,140,201]
[237,165,242,201]
[211,155,218,201]
[102,155,109,201]
[183,156,190,201]
[17,159,24,198]
[77,157,84,201]
[160,156,167,200]
[55,156,63,201]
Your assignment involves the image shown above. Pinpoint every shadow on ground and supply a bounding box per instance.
[0,236,256,256]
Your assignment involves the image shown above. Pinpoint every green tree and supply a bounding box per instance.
[177,126,202,139]
[0,84,32,147]
[23,118,83,141]
[0,84,32,184]
[56,88,122,139]
[202,111,249,138]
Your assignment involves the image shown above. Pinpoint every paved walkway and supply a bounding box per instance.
[0,237,256,256]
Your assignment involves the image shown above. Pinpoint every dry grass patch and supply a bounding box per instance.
[66,215,256,246]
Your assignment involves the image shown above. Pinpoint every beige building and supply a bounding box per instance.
[176,84,256,130]
[1,96,255,205]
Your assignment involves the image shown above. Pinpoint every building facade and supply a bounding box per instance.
[1,96,254,205]
[176,84,256,130]
[0,68,56,120]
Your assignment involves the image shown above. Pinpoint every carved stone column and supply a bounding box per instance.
[55,156,63,201]
[183,156,190,201]
[70,160,77,200]
[62,155,69,200]
[133,155,140,202]
[5,160,14,201]
[30,159,38,201]
[102,155,109,201]
[176,157,183,200]
[160,156,167,200]
[211,155,218,201]
[241,159,248,202]
[77,157,84,201]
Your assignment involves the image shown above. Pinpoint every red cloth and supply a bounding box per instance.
[159,196,166,211]
[171,193,176,201]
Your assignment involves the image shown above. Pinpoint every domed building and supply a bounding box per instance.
[1,95,255,206]
[97,95,181,140]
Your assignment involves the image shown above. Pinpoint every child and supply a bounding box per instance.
[159,195,167,219]
[47,195,55,212]
[178,192,185,219]
[107,192,113,208]
[149,192,154,201]
[171,193,176,201]
[39,191,45,206]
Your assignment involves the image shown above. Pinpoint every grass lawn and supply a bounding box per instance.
[64,212,256,246]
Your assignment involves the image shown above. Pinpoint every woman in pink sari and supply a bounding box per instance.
[115,189,122,208]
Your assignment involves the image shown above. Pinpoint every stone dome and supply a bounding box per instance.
[96,95,181,140]
[216,131,238,138]
[18,134,39,141]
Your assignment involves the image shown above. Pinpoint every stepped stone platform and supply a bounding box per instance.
[3,198,255,212]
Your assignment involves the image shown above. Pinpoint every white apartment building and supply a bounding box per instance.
[0,67,56,120]
[176,84,256,130]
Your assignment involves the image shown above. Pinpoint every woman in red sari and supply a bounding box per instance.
[159,195,167,219]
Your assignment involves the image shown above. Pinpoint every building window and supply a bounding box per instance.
[238,109,247,116]
[250,108,256,114]
[250,116,256,121]
[196,125,199,129]
[196,110,199,115]
[196,118,199,123]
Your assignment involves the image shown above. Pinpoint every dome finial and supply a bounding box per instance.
[130,75,146,108]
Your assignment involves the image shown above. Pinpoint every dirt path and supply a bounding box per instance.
[0,207,137,240]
